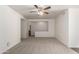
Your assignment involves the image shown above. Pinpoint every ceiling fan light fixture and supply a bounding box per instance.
[38,11,44,16]
[30,5,51,16]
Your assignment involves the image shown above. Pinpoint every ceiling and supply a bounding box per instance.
[9,5,79,19]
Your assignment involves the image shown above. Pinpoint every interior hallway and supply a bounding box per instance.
[4,37,77,54]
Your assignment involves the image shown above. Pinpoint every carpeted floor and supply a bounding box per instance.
[4,37,77,54]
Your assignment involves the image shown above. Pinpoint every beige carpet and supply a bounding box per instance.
[4,37,77,54]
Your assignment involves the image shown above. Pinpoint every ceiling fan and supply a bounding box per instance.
[30,5,51,16]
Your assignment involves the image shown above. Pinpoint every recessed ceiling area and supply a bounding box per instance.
[9,5,79,19]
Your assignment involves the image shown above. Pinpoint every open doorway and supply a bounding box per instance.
[28,22,36,37]
[28,25,35,37]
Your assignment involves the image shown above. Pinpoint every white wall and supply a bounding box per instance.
[29,21,48,36]
[28,19,55,37]
[69,8,79,47]
[55,10,69,46]
[21,19,28,39]
[32,22,48,31]
[0,6,24,53]
[55,8,79,48]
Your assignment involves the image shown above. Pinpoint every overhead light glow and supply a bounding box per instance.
[38,11,44,16]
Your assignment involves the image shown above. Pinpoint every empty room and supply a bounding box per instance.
[0,5,79,54]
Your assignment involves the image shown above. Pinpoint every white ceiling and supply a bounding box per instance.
[9,5,79,19]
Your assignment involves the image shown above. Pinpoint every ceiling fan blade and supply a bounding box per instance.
[34,5,38,9]
[30,11,36,13]
[44,6,51,10]
[44,12,49,14]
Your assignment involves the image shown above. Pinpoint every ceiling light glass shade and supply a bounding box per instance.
[38,11,44,16]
